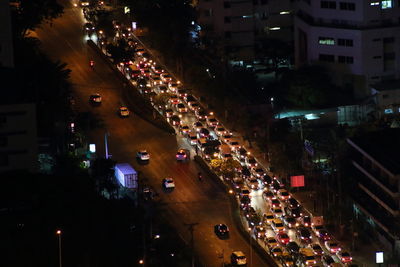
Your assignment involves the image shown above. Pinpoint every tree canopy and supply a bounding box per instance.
[11,0,64,38]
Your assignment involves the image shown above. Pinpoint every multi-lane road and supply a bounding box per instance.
[33,1,270,266]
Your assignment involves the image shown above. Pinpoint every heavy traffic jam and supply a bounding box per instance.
[83,7,354,267]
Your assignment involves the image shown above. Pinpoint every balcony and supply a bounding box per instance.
[358,182,399,216]
[296,10,400,30]
[353,160,399,196]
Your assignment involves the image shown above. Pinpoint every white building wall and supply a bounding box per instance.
[295,0,400,98]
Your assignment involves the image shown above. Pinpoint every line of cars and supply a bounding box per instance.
[92,18,354,266]
[236,174,353,266]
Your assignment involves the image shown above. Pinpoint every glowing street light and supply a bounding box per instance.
[56,230,62,267]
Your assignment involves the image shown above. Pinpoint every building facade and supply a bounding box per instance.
[0,103,38,173]
[347,130,400,256]
[0,0,14,68]
[196,0,294,65]
[294,0,400,98]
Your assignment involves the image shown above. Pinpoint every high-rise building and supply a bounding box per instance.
[347,129,400,255]
[195,0,294,65]
[294,0,400,98]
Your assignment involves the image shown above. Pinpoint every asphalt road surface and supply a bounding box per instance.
[33,1,271,266]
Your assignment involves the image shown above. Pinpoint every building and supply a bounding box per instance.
[371,80,400,117]
[294,0,400,99]
[0,0,14,68]
[195,0,294,65]
[347,129,400,256]
[0,103,38,172]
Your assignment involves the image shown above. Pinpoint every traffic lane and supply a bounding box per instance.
[36,3,271,266]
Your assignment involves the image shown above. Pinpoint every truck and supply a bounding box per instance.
[115,163,138,189]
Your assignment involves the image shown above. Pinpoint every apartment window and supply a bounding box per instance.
[338,56,354,63]
[381,0,393,9]
[373,38,381,41]
[260,0,268,4]
[224,17,231,23]
[370,1,380,5]
[373,56,382,59]
[340,2,356,10]
[384,108,393,114]
[321,1,336,8]
[223,2,231,8]
[225,31,232,38]
[319,54,335,62]
[382,94,389,99]
[319,37,335,45]
[338,38,353,46]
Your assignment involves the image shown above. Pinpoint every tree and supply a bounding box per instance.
[281,66,340,109]
[92,158,118,198]
[11,0,64,38]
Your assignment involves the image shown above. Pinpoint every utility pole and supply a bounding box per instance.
[184,222,199,267]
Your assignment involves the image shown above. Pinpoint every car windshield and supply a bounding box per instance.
[330,243,338,247]
[274,209,282,213]
[342,252,350,256]
[275,223,284,227]
[141,152,148,156]
[305,256,315,260]
[242,190,250,194]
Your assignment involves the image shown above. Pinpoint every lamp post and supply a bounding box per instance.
[56,230,62,267]
[248,227,253,267]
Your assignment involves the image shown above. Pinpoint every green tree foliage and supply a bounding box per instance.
[92,158,118,198]
[282,66,340,109]
[124,0,195,57]
[106,39,135,64]
[210,158,242,178]
[269,133,302,176]
[11,0,64,38]
[12,37,73,136]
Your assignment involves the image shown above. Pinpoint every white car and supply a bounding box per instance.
[163,177,175,188]
[136,150,150,161]
[188,133,197,145]
[119,106,130,117]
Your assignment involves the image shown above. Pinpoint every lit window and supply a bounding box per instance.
[370,1,379,5]
[384,108,393,114]
[279,11,290,15]
[319,37,335,45]
[269,27,281,31]
[381,0,392,8]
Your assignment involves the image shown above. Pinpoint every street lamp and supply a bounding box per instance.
[56,230,62,267]
[248,227,253,267]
